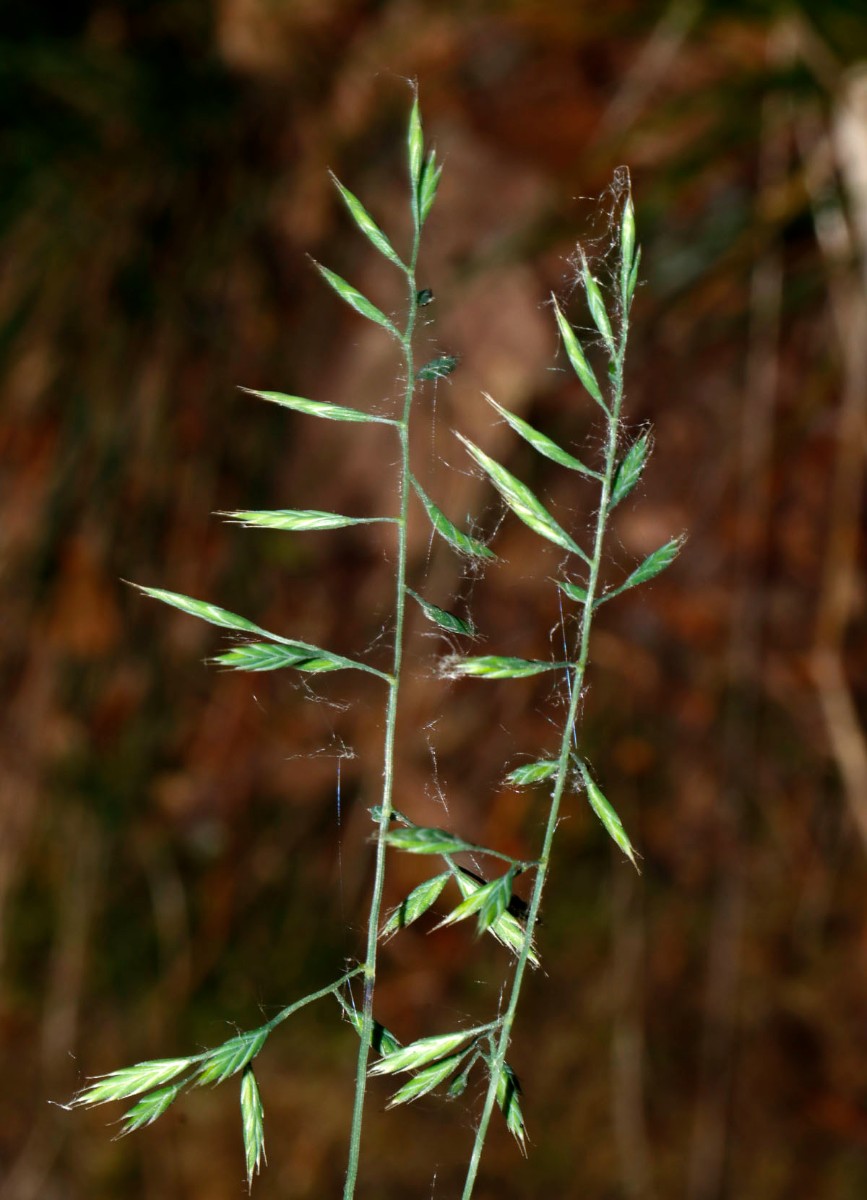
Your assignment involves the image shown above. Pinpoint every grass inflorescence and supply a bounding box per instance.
[68,86,681,1197]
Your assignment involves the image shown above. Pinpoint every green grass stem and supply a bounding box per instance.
[342,176,423,1200]
[460,286,632,1200]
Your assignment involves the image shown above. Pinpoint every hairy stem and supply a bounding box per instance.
[461,294,631,1199]
[343,207,423,1199]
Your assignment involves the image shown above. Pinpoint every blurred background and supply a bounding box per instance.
[2,1,867,1197]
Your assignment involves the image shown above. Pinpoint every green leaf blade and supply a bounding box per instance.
[386,1051,469,1108]
[580,252,615,351]
[381,872,451,938]
[416,354,459,381]
[446,1054,479,1098]
[119,1084,183,1135]
[505,760,560,786]
[408,94,424,192]
[477,869,518,934]
[212,642,350,674]
[241,388,394,426]
[484,394,599,477]
[458,435,589,561]
[557,579,590,604]
[220,509,387,533]
[196,1030,268,1088]
[610,431,651,510]
[620,192,636,301]
[627,246,642,306]
[315,263,399,337]
[443,655,566,680]
[494,1062,527,1155]
[438,869,516,935]
[435,879,492,928]
[370,1030,479,1076]
[71,1058,194,1108]
[407,589,475,637]
[337,993,402,1058]
[385,826,473,856]
[134,586,262,637]
[552,298,606,408]
[371,1022,402,1058]
[578,762,638,869]
[418,150,442,225]
[330,173,405,270]
[411,477,496,561]
[453,871,539,967]
[240,1066,266,1191]
[140,589,378,676]
[616,536,684,594]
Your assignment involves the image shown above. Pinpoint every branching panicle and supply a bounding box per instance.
[453,181,681,1199]
[69,92,680,1200]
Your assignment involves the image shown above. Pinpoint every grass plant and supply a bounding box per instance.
[67,88,681,1196]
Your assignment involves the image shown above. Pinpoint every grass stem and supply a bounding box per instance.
[460,295,631,1200]
[342,193,423,1200]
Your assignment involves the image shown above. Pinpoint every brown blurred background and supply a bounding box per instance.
[2,2,867,1197]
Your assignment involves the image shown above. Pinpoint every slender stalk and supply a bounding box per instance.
[343,201,423,1199]
[461,297,631,1200]
[263,968,364,1035]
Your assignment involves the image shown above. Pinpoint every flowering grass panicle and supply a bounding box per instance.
[68,89,680,1199]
